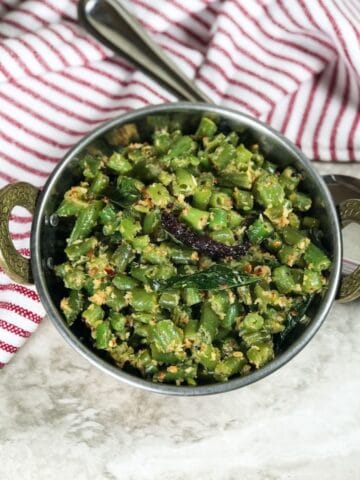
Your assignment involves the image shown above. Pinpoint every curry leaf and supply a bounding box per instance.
[159,265,259,291]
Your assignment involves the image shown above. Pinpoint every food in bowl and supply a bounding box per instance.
[54,116,331,385]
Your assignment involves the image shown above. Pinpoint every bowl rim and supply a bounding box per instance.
[31,102,342,396]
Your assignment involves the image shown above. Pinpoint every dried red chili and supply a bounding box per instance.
[161,210,250,259]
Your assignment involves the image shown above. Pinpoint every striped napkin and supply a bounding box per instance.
[0,0,359,368]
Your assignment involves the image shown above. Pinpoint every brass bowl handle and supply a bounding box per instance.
[337,198,360,303]
[0,182,39,285]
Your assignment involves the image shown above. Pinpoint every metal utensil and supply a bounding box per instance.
[78,0,210,103]
[324,175,360,275]
[323,175,360,204]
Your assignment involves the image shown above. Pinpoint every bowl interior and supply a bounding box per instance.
[31,103,341,395]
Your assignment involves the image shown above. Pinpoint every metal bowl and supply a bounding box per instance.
[1,102,357,395]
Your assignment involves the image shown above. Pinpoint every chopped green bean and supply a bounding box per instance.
[159,291,180,310]
[192,188,212,210]
[209,191,233,210]
[150,319,183,353]
[89,172,109,196]
[143,210,160,235]
[182,288,202,306]
[209,228,235,245]
[82,303,104,329]
[180,206,209,231]
[303,243,331,272]
[112,243,135,273]
[233,188,254,211]
[65,237,97,262]
[200,302,219,341]
[172,168,197,197]
[195,116,217,138]
[214,353,247,382]
[254,173,285,208]
[279,166,301,192]
[68,202,102,244]
[302,269,323,293]
[247,216,274,244]
[208,208,228,231]
[146,183,171,208]
[128,289,158,313]
[60,290,84,326]
[107,152,132,174]
[289,191,312,211]
[273,265,300,294]
[95,321,112,349]
[113,275,139,291]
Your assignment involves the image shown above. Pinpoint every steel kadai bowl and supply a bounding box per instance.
[1,103,359,396]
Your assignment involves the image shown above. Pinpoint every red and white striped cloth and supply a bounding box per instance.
[0,0,359,368]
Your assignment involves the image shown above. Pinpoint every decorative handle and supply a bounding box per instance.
[0,182,39,285]
[337,199,360,303]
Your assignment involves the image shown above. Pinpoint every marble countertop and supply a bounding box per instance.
[1,163,360,480]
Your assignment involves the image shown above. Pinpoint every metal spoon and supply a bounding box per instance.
[78,0,210,103]
[323,175,360,204]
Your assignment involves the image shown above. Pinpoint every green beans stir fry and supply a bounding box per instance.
[55,117,331,385]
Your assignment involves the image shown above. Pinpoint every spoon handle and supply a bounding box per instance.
[78,0,210,103]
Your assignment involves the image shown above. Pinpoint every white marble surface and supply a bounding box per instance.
[1,163,360,480]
